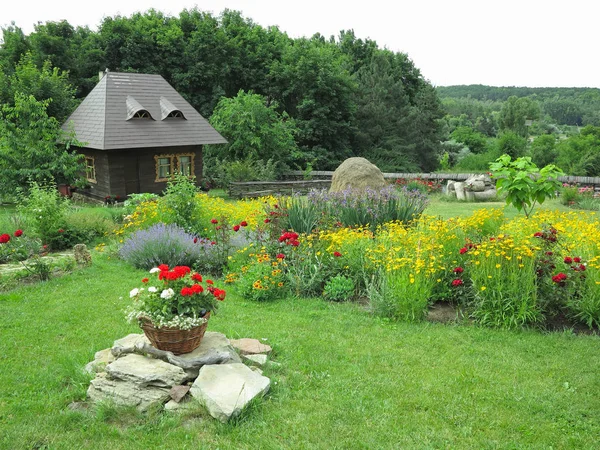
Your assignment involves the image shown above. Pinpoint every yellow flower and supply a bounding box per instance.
[481,286,486,291]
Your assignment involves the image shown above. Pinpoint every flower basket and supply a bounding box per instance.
[140,312,210,355]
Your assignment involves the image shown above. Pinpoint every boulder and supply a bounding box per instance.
[454,182,466,201]
[329,157,387,193]
[111,333,150,356]
[190,363,270,423]
[473,189,498,201]
[230,338,272,356]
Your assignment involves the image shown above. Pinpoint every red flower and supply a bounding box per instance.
[213,288,226,301]
[13,230,23,237]
[233,225,240,232]
[240,221,248,227]
[333,251,342,257]
[289,239,300,247]
[578,264,586,272]
[459,247,468,255]
[158,264,169,271]
[58,229,64,233]
[193,237,198,244]
[573,257,581,263]
[180,287,194,296]
[533,232,543,237]
[142,278,149,283]
[0,234,10,244]
[192,273,202,282]
[191,283,204,294]
[216,226,221,230]
[564,257,573,264]
[552,272,568,283]
[453,267,464,273]
[211,219,218,224]
[545,251,553,256]
[276,253,285,259]
[451,279,464,287]
[264,219,271,223]
[206,279,214,285]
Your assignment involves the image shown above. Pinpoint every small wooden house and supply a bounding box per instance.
[61,71,226,200]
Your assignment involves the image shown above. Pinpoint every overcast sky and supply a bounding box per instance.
[3,0,599,88]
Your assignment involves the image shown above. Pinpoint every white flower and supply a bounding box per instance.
[149,267,160,273]
[160,288,175,299]
[129,288,140,298]
[148,286,158,293]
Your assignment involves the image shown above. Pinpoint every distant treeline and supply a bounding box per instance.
[437,85,600,126]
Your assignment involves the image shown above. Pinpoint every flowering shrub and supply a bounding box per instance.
[119,223,216,270]
[235,250,287,302]
[0,229,42,264]
[126,264,225,330]
[395,178,443,194]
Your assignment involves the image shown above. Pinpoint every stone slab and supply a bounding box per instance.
[190,363,270,423]
[230,338,272,356]
[106,354,187,388]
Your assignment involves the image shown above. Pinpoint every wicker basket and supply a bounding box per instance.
[140,312,210,355]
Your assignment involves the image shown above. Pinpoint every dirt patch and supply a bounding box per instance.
[427,301,464,324]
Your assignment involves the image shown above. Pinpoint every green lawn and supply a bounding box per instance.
[425,196,572,220]
[1,251,599,449]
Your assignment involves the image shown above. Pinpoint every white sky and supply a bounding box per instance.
[3,0,600,88]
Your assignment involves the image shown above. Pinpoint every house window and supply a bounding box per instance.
[179,155,192,176]
[155,153,195,182]
[85,156,96,183]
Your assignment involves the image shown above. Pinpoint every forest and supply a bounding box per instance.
[0,8,599,192]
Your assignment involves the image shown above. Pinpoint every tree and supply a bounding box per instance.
[450,126,488,154]
[498,96,540,137]
[530,135,558,168]
[0,93,83,194]
[205,90,300,173]
[556,126,600,175]
[0,52,78,122]
[496,131,527,159]
[489,155,563,218]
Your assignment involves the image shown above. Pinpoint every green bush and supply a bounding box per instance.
[560,186,581,206]
[323,275,355,302]
[161,174,200,232]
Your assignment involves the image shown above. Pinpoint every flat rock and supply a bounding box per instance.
[230,338,272,356]
[178,332,241,378]
[170,385,191,403]
[84,348,115,374]
[87,372,170,412]
[242,354,268,367]
[106,354,187,388]
[190,363,270,423]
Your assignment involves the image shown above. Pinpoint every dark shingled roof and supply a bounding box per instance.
[62,72,227,150]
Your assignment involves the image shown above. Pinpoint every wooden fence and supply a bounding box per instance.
[229,171,600,198]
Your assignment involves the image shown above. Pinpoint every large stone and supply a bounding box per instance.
[87,372,170,412]
[473,189,498,201]
[230,338,272,356]
[329,157,387,193]
[178,332,241,378]
[190,363,270,423]
[454,182,466,201]
[106,354,187,388]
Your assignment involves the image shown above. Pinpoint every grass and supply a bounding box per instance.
[425,196,572,220]
[0,253,599,448]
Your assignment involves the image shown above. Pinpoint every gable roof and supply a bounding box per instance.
[62,72,227,150]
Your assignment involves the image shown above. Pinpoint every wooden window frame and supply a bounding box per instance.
[85,156,97,183]
[154,153,195,182]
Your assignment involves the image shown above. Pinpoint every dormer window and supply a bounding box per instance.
[126,95,154,120]
[160,96,186,120]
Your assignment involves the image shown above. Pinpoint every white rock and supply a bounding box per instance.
[242,354,268,367]
[111,333,150,356]
[190,363,270,422]
[178,332,241,378]
[84,348,115,374]
[106,354,187,388]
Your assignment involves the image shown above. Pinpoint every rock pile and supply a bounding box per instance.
[85,332,274,422]
[446,174,497,201]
